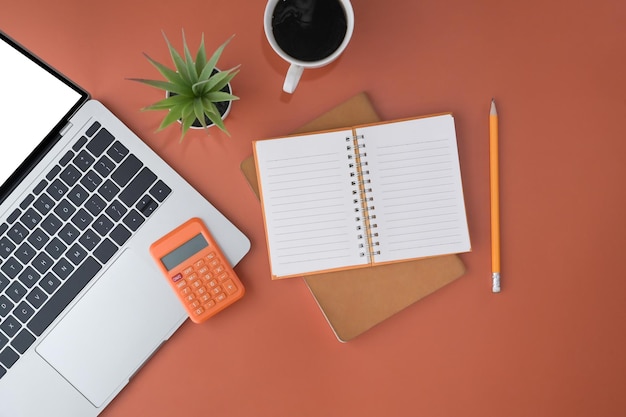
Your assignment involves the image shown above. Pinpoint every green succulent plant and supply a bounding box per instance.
[130,31,240,141]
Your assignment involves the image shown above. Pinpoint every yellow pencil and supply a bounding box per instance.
[489,99,501,293]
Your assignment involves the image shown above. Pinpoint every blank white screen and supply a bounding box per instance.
[0,38,82,187]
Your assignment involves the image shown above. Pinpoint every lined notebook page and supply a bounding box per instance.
[254,130,368,278]
[358,115,471,263]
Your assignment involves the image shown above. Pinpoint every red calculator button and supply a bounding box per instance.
[172,273,183,283]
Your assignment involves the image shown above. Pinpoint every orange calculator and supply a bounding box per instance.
[150,218,245,323]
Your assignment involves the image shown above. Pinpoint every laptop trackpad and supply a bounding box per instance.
[36,249,185,407]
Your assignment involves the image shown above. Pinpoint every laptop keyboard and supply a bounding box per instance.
[0,121,171,379]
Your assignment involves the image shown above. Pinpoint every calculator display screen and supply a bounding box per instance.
[160,233,209,271]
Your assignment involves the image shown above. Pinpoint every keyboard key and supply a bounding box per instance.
[13,301,34,324]
[33,179,47,195]
[0,315,20,337]
[40,273,61,295]
[136,195,158,217]
[122,209,145,231]
[80,170,103,192]
[32,252,53,274]
[85,122,101,137]
[20,208,42,230]
[0,346,19,369]
[78,229,100,251]
[60,164,82,186]
[72,135,88,151]
[109,224,131,246]
[7,208,21,224]
[58,223,80,245]
[93,215,113,236]
[54,199,76,221]
[18,266,40,289]
[111,154,142,187]
[70,208,93,231]
[94,155,116,178]
[119,167,157,207]
[7,222,28,244]
[93,238,117,264]
[45,165,61,181]
[11,329,35,354]
[87,128,115,156]
[149,180,171,202]
[26,287,47,309]
[45,237,67,260]
[41,214,62,235]
[105,200,127,222]
[107,141,128,163]
[86,197,107,219]
[0,223,7,235]
[27,228,49,250]
[0,295,13,317]
[33,193,55,215]
[28,256,101,336]
[59,150,74,166]
[66,243,87,266]
[15,242,36,265]
[0,237,15,258]
[68,184,89,206]
[2,258,24,280]
[98,179,120,202]
[73,150,95,172]
[19,194,34,210]
[52,258,74,280]
[47,179,68,201]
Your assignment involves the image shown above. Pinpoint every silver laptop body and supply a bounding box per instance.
[0,31,250,416]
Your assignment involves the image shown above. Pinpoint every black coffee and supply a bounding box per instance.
[272,0,348,62]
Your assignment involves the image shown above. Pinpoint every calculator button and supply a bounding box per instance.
[192,280,202,289]
[193,307,204,317]
[216,293,227,303]
[217,273,229,282]
[198,266,209,275]
[183,266,194,275]
[207,279,218,288]
[172,273,183,283]
[175,280,187,289]
[203,299,216,309]
[193,260,205,268]
[223,280,238,295]
[181,287,192,296]
[210,287,222,296]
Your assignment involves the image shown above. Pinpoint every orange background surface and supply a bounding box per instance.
[2,1,626,416]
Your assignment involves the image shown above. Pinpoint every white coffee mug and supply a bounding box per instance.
[264,0,354,94]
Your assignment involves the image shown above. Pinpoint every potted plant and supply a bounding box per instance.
[130,31,239,141]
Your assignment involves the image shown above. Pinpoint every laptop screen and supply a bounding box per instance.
[0,31,87,201]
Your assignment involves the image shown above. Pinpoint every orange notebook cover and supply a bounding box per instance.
[241,93,466,341]
[252,110,470,280]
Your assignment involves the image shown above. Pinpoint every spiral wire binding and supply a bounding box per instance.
[346,135,380,258]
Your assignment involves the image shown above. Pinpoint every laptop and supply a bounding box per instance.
[0,31,250,416]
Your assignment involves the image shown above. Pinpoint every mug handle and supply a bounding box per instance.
[283,64,304,94]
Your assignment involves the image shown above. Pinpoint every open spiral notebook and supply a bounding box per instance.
[242,93,468,341]
[253,113,471,280]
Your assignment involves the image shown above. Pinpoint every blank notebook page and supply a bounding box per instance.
[255,130,368,278]
[358,115,471,263]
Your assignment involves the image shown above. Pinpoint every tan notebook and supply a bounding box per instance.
[241,93,466,341]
